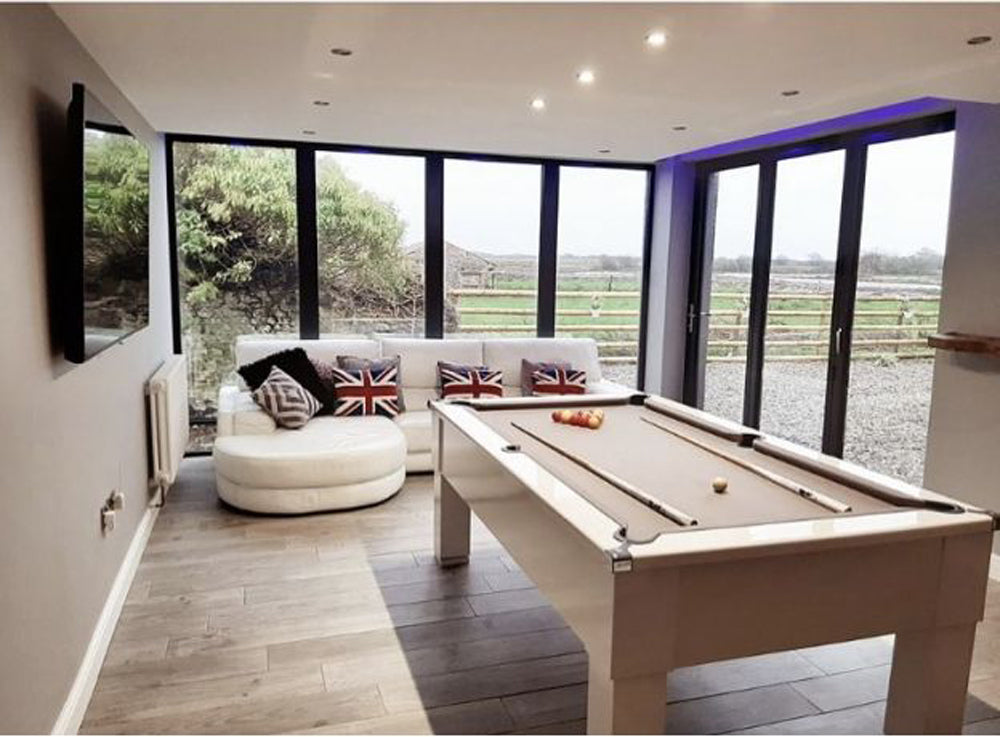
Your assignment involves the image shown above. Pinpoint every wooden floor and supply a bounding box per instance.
[82,458,1000,735]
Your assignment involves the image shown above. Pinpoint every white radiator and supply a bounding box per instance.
[147,355,189,502]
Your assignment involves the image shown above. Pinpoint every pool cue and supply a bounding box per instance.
[639,415,852,515]
[510,422,698,528]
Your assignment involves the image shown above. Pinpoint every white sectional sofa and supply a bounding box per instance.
[214,335,630,513]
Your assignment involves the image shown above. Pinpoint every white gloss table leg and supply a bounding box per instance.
[435,475,471,566]
[586,664,669,734]
[884,623,978,734]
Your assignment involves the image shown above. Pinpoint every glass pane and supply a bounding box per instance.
[555,167,648,388]
[443,159,541,337]
[316,152,424,336]
[174,142,298,452]
[701,165,759,423]
[759,150,845,448]
[843,132,954,484]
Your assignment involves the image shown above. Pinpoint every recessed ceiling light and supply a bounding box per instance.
[576,68,596,85]
[313,100,331,107]
[330,47,353,57]
[530,97,546,111]
[302,129,317,135]
[645,30,668,47]
[781,89,800,97]
[672,125,687,131]
[967,35,993,45]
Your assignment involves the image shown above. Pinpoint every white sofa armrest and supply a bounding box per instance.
[217,385,276,437]
[588,379,633,395]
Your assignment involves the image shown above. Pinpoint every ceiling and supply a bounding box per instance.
[56,3,1000,162]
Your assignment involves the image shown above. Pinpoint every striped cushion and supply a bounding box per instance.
[252,366,321,429]
[331,366,401,418]
[531,367,587,396]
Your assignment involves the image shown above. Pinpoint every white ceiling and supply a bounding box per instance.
[56,2,1000,162]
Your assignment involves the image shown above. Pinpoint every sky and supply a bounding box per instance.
[711,131,956,261]
[320,130,954,263]
[319,152,647,257]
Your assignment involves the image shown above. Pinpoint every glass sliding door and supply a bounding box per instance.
[759,150,845,450]
[443,159,542,337]
[842,131,955,484]
[315,151,425,336]
[699,165,760,423]
[555,166,648,388]
[173,142,298,452]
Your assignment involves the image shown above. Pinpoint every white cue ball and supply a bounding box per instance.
[711,476,729,494]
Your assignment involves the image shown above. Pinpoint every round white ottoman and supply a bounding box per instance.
[213,416,407,514]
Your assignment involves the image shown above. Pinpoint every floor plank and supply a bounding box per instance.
[80,458,1000,735]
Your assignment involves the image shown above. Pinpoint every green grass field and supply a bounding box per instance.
[450,275,941,362]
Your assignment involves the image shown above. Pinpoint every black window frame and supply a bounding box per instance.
[165,133,656,398]
[683,112,955,456]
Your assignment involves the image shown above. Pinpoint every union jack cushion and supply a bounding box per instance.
[330,366,401,418]
[531,367,587,396]
[439,366,504,400]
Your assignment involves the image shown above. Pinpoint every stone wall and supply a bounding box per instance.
[183,290,298,418]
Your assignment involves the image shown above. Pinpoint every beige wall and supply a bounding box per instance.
[924,101,1000,548]
[0,5,170,732]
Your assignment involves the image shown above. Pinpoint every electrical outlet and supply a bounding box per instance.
[110,490,124,510]
[101,507,116,535]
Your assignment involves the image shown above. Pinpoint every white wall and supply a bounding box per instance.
[0,6,171,732]
[924,101,1000,544]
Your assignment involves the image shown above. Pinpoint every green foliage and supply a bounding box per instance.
[174,144,297,296]
[83,130,149,281]
[316,158,420,310]
[174,143,421,315]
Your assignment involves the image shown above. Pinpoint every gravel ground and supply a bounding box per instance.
[601,363,639,389]
[704,359,934,486]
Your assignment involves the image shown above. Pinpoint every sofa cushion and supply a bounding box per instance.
[395,410,432,454]
[238,348,334,413]
[439,364,504,399]
[521,359,569,396]
[252,366,322,429]
[380,338,483,388]
[330,367,401,418]
[483,338,602,387]
[235,336,380,366]
[531,367,587,396]
[214,416,405,489]
[338,355,405,411]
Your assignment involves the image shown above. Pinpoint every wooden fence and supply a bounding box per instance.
[449,288,940,364]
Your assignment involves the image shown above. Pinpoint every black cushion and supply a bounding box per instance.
[238,348,334,414]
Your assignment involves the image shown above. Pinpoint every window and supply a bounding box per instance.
[700,165,759,422]
[173,142,298,452]
[443,159,542,337]
[687,114,955,483]
[842,131,954,484]
[168,138,652,454]
[315,151,425,336]
[555,167,648,388]
[759,150,845,450]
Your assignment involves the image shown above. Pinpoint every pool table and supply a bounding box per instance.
[429,393,996,735]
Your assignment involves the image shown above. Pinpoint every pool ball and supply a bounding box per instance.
[711,476,729,493]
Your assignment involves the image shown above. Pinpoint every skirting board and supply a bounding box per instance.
[51,503,159,735]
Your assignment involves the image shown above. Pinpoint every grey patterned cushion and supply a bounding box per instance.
[252,366,321,429]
